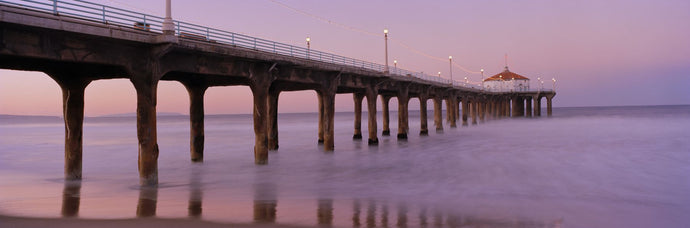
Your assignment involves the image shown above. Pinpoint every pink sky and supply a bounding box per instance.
[1,0,689,116]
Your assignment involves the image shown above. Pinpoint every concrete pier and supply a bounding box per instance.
[546,94,554,117]
[131,74,160,186]
[461,97,469,126]
[448,97,457,128]
[365,88,379,145]
[352,92,364,139]
[397,88,410,139]
[267,89,280,150]
[533,95,542,117]
[317,91,325,144]
[419,95,429,136]
[320,88,336,151]
[381,96,392,136]
[433,97,444,132]
[183,83,207,161]
[471,98,478,125]
[0,3,556,185]
[525,97,533,117]
[48,72,90,181]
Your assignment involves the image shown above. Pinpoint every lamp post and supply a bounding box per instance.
[449,56,453,84]
[305,37,310,59]
[552,78,556,91]
[480,69,484,90]
[393,60,397,74]
[162,0,174,35]
[438,72,441,78]
[384,29,389,74]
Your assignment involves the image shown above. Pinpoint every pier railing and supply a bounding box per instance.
[0,0,471,87]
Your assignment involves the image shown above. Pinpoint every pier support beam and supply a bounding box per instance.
[131,73,160,186]
[433,97,443,132]
[479,100,485,123]
[503,98,512,117]
[546,94,554,117]
[397,89,410,140]
[471,98,478,125]
[533,95,541,117]
[49,73,91,181]
[525,97,533,117]
[419,96,429,136]
[447,97,457,128]
[320,90,336,151]
[317,91,324,143]
[249,64,275,164]
[183,83,208,161]
[381,95,391,136]
[267,89,280,150]
[352,92,364,140]
[365,88,378,145]
[461,97,469,126]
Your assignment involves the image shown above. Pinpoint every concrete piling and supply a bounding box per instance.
[433,97,443,132]
[366,88,379,145]
[397,90,409,140]
[353,92,364,140]
[546,95,554,117]
[448,97,457,128]
[184,83,207,161]
[268,89,280,150]
[419,96,429,136]
[461,97,469,126]
[131,76,160,186]
[381,96,391,136]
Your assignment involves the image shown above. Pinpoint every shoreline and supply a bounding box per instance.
[0,214,311,228]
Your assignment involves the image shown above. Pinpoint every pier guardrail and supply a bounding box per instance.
[0,0,470,87]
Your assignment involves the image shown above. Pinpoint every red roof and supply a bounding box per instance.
[484,67,530,81]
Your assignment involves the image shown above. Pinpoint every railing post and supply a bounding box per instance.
[253,38,257,50]
[102,6,106,23]
[231,33,234,45]
[52,0,58,15]
[175,21,180,35]
[206,28,210,41]
[290,46,293,56]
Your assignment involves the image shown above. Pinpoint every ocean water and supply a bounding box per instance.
[0,105,689,227]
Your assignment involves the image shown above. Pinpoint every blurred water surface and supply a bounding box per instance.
[1,105,689,227]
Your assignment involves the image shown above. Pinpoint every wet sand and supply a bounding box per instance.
[0,215,311,228]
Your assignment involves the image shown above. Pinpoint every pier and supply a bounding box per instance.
[0,1,555,185]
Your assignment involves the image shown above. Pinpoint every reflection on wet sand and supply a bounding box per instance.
[57,182,563,228]
[188,167,203,218]
[316,199,333,226]
[253,182,277,223]
[136,186,157,217]
[61,180,81,217]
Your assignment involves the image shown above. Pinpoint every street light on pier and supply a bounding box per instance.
[480,69,485,90]
[384,29,389,74]
[449,56,453,84]
[162,0,175,35]
[438,71,441,78]
[394,60,397,74]
[306,37,310,59]
[552,78,556,91]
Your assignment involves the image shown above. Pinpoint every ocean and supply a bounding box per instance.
[1,105,689,228]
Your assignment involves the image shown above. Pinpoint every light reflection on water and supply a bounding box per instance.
[1,106,689,228]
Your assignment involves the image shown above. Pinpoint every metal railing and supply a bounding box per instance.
[0,0,471,88]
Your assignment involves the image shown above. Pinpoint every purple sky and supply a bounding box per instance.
[1,0,689,116]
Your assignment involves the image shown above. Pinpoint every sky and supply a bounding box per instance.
[1,0,689,116]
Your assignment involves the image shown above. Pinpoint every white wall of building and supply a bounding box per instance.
[483,79,530,92]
